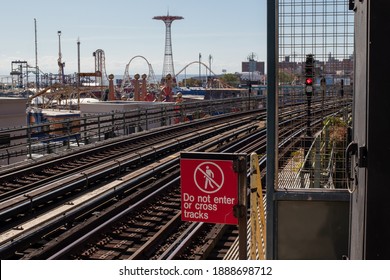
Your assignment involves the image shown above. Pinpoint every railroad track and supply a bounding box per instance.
[0,110,263,259]
[0,110,262,197]
[57,119,302,260]
[0,112,265,227]
[10,121,259,259]
[0,98,350,259]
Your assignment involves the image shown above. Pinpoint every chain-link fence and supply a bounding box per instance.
[277,0,354,189]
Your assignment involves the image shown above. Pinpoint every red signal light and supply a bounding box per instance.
[305,78,313,85]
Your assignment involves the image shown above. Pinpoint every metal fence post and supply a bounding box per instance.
[237,155,247,260]
[98,116,101,141]
[314,138,321,188]
[27,125,32,159]
[66,119,71,149]
[123,112,127,135]
[145,109,148,131]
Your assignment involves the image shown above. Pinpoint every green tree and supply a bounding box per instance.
[219,73,240,87]
[178,78,201,87]
[278,70,296,84]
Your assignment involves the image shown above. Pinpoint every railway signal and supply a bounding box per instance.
[305,54,315,77]
[305,77,313,85]
[305,77,313,94]
[305,54,315,95]
[304,54,315,137]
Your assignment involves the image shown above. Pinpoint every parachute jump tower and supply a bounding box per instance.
[153,13,183,83]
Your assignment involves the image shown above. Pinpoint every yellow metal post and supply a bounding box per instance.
[250,152,266,259]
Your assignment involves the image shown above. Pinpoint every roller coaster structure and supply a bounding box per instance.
[176,61,233,88]
[93,49,108,86]
[119,55,159,94]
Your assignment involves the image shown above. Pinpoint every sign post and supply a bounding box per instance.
[180,152,247,259]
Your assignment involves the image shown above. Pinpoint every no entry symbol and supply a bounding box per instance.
[193,162,224,194]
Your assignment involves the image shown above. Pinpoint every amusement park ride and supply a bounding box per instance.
[25,51,234,110]
[19,13,237,110]
[26,49,167,109]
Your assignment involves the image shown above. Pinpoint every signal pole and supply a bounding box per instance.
[305,54,315,137]
[304,54,315,187]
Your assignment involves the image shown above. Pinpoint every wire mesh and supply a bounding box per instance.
[277,0,354,189]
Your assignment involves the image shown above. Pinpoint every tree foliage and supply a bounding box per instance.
[178,78,202,87]
[278,70,296,84]
[219,73,240,87]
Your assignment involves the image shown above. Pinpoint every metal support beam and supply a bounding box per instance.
[266,0,278,260]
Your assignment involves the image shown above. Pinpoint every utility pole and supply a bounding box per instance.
[57,31,65,84]
[77,37,81,86]
[34,18,39,91]
[208,54,213,88]
[199,53,202,86]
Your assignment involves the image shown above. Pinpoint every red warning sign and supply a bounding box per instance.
[180,154,239,225]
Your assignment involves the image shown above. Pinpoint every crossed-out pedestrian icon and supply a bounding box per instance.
[194,162,224,194]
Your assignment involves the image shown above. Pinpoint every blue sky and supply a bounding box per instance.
[0,0,266,78]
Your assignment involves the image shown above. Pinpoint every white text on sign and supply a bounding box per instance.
[183,193,236,220]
